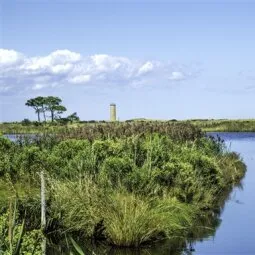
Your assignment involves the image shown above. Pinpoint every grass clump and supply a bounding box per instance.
[51,179,196,247]
[102,192,195,247]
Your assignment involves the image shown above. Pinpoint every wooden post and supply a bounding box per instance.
[41,169,46,255]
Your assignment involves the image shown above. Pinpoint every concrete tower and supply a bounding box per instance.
[110,103,117,121]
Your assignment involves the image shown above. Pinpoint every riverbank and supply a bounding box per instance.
[0,122,246,254]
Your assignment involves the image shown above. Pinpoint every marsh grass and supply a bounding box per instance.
[0,122,247,250]
[50,177,103,237]
[187,119,255,132]
[102,192,196,247]
[50,176,197,247]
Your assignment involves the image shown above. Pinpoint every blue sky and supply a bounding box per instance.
[1,1,255,121]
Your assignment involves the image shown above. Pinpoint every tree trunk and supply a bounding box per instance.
[37,111,41,122]
[43,108,46,122]
[51,110,54,122]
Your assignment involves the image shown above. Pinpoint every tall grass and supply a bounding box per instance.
[50,178,197,247]
[50,177,103,237]
[102,192,196,247]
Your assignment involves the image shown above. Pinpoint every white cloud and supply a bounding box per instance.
[0,49,24,67]
[90,54,126,71]
[168,71,186,81]
[0,48,199,95]
[20,49,80,73]
[32,84,49,90]
[137,61,154,76]
[68,74,91,84]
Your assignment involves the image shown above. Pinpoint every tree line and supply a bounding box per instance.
[25,96,79,123]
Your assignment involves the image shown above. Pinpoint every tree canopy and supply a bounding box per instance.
[25,96,45,122]
[25,96,69,122]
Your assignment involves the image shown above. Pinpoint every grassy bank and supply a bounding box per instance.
[186,119,255,132]
[0,122,246,253]
[2,119,255,134]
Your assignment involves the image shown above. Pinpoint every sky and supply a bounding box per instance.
[1,0,255,122]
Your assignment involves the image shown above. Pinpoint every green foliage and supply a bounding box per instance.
[0,125,247,249]
[0,153,11,177]
[0,199,42,255]
[56,121,204,142]
[25,97,45,122]
[69,237,86,255]
[25,96,67,122]
[21,119,32,126]
[0,136,13,151]
[50,177,103,237]
[102,192,196,247]
[66,112,80,123]
[188,119,255,132]
[100,156,133,186]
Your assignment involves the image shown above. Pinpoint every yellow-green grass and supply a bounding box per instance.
[2,119,255,134]
[0,179,39,207]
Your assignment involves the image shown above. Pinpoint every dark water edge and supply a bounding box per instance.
[3,132,255,254]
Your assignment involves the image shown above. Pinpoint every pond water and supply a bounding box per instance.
[3,133,38,142]
[4,132,255,254]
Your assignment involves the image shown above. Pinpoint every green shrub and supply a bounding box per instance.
[100,156,133,186]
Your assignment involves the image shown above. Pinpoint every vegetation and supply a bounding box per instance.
[1,119,255,135]
[0,121,246,253]
[123,119,255,132]
[25,96,79,123]
[187,119,255,132]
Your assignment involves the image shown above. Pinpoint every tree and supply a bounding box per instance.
[44,96,67,121]
[25,97,45,122]
[52,105,67,120]
[67,112,80,123]
[25,96,67,122]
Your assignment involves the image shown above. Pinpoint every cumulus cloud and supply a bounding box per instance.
[0,48,199,95]
[0,49,24,67]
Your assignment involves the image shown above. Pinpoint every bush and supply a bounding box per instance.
[21,118,32,126]
[100,156,133,186]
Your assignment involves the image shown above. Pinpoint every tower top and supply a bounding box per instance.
[110,103,116,106]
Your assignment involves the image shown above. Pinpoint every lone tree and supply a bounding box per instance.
[44,96,67,122]
[25,96,45,122]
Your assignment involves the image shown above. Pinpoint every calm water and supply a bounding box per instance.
[193,132,255,255]
[4,132,255,254]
